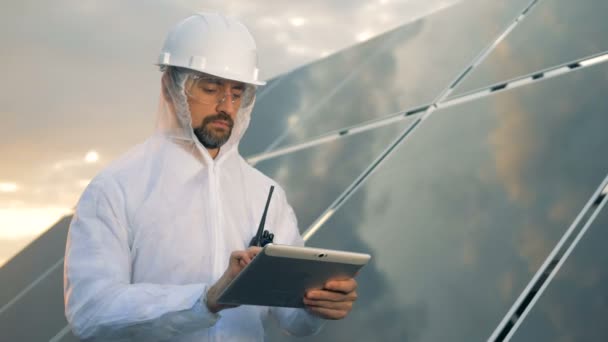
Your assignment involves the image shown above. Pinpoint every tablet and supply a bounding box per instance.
[217,244,371,308]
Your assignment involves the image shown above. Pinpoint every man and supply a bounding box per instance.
[64,13,358,341]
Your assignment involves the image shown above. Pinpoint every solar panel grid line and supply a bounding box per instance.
[302,209,335,242]
[0,257,64,317]
[542,66,570,78]
[435,88,492,108]
[580,53,608,67]
[438,0,540,102]
[502,190,608,342]
[248,104,432,164]
[246,106,428,165]
[247,133,338,166]
[487,173,608,341]
[48,324,71,342]
[345,112,409,135]
[441,49,608,108]
[505,77,535,90]
[302,0,537,241]
[467,10,523,70]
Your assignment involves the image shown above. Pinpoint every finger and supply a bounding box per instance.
[303,298,354,311]
[247,246,262,253]
[246,246,262,257]
[305,306,348,320]
[324,278,357,293]
[237,253,252,264]
[231,251,252,265]
[306,290,357,302]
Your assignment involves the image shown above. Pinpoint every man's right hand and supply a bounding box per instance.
[205,247,262,313]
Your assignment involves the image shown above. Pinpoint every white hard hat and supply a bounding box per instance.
[158,13,265,86]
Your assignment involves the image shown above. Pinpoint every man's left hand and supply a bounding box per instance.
[303,278,358,320]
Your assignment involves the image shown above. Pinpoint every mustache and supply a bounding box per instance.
[201,112,234,128]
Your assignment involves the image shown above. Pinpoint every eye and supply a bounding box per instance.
[196,79,220,93]
[202,87,219,94]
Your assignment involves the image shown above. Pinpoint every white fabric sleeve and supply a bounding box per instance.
[64,177,219,341]
[268,186,325,336]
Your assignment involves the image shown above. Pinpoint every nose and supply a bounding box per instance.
[216,93,237,116]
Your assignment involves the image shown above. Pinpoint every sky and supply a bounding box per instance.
[0,0,458,266]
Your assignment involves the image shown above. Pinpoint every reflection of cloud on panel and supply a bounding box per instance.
[578,265,601,288]
[488,97,535,205]
[548,197,575,224]
[274,165,289,186]
[461,238,477,266]
[498,271,514,302]
[287,115,300,128]
[517,222,552,273]
[544,300,567,338]
[493,40,513,65]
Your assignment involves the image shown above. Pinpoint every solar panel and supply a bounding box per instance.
[264,61,608,341]
[240,0,531,156]
[450,0,608,97]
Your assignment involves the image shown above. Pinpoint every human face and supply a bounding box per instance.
[186,76,245,151]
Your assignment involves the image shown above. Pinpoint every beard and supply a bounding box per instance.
[193,112,235,149]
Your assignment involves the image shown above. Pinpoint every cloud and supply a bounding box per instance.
[0,182,19,193]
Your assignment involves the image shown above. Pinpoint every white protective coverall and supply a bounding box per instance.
[63,68,324,341]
